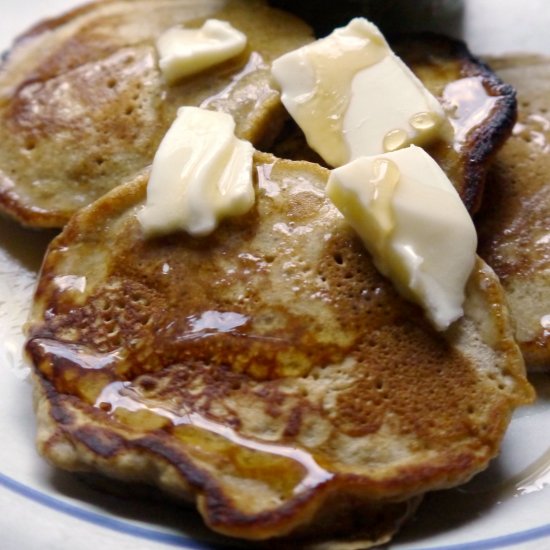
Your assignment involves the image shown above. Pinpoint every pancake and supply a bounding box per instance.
[272,33,516,214]
[476,55,550,371]
[26,151,534,546]
[0,0,312,228]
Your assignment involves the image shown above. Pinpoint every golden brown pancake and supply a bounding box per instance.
[0,0,312,228]
[272,33,517,214]
[26,151,533,546]
[476,55,550,371]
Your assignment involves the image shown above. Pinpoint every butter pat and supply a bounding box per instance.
[138,107,254,237]
[157,19,247,83]
[327,145,477,330]
[271,18,445,167]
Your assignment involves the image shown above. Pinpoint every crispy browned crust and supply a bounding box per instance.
[33,369,421,547]
[26,152,533,544]
[395,33,517,213]
[0,0,313,228]
[272,33,517,214]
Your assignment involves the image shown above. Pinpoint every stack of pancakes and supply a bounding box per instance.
[0,0,546,547]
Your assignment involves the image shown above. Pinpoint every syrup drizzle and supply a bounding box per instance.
[201,51,268,107]
[52,275,87,294]
[96,380,334,494]
[443,76,498,150]
[383,128,408,152]
[175,310,250,342]
[29,338,121,370]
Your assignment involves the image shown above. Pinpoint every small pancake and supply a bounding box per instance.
[0,0,312,228]
[271,33,516,214]
[26,151,533,546]
[476,55,550,370]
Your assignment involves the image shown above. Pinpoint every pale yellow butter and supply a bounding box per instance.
[138,107,254,237]
[327,145,477,330]
[271,18,445,167]
[157,19,247,84]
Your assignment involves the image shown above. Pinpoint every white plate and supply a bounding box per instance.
[1,1,549,549]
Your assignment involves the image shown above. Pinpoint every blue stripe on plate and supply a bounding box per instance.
[0,472,234,549]
[1,471,550,550]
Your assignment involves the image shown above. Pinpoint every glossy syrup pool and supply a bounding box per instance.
[443,75,499,150]
[95,379,334,495]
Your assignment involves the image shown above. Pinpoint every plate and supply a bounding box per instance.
[1,1,549,549]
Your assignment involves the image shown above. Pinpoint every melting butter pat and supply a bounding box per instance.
[156,19,247,83]
[138,107,254,237]
[327,145,477,331]
[271,18,445,167]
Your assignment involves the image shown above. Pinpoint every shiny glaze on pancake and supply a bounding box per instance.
[272,33,516,214]
[476,55,550,370]
[0,0,313,227]
[26,152,533,544]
